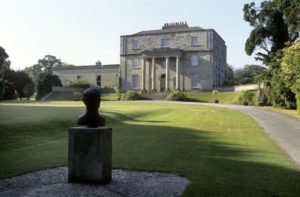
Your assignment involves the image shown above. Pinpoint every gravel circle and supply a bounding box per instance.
[0,167,189,197]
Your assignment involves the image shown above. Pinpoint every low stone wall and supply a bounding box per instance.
[52,87,85,93]
[215,84,259,92]
[52,86,115,94]
[100,88,115,94]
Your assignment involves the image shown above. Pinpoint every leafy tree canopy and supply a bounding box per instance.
[244,0,299,64]
[38,55,63,73]
[234,64,266,85]
[0,46,11,100]
[0,46,9,67]
[36,73,62,100]
[14,71,34,100]
[24,64,43,85]
[281,40,300,93]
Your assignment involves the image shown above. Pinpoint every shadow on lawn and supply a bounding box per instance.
[1,105,300,196]
[104,112,300,196]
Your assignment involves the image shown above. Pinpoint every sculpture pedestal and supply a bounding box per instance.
[68,127,112,184]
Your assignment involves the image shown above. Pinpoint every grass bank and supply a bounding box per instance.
[46,92,120,101]
[0,101,299,196]
[185,90,258,104]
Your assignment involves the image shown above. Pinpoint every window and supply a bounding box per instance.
[132,75,139,89]
[161,39,168,48]
[191,55,198,66]
[132,58,140,68]
[77,75,81,80]
[132,40,139,49]
[191,73,199,88]
[191,36,198,46]
[96,75,101,86]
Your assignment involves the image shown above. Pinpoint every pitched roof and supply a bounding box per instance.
[53,64,119,71]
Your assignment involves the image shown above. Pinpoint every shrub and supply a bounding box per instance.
[64,80,90,89]
[121,90,140,100]
[166,90,187,101]
[238,90,255,106]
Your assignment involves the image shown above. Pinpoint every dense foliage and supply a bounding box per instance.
[166,90,187,101]
[14,71,34,99]
[244,0,299,109]
[224,65,235,86]
[234,64,266,85]
[64,79,91,89]
[36,73,62,100]
[281,41,300,111]
[37,55,63,73]
[244,0,299,64]
[238,90,255,105]
[121,90,140,100]
[0,46,10,100]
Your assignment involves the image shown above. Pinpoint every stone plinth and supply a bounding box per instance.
[68,127,112,184]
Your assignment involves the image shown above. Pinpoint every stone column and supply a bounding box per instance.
[176,56,180,90]
[165,57,169,91]
[141,58,145,90]
[151,58,155,91]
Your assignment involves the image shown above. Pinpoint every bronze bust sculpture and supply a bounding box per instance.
[77,87,105,127]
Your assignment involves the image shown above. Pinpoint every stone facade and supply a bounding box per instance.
[120,22,226,92]
[53,22,226,92]
[53,64,119,87]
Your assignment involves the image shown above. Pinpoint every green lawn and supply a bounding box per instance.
[46,92,83,101]
[47,92,120,101]
[0,101,299,196]
[185,90,258,104]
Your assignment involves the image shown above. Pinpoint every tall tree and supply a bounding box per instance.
[38,55,63,73]
[243,0,299,64]
[0,46,11,100]
[0,47,9,68]
[24,64,43,86]
[36,73,62,100]
[14,71,34,100]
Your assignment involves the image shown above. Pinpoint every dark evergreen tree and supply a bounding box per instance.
[244,0,299,64]
[36,73,62,100]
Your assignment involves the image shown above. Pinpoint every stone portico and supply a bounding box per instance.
[140,49,183,92]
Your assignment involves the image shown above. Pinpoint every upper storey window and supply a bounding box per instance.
[132,40,139,49]
[191,55,198,66]
[191,36,198,46]
[161,39,169,48]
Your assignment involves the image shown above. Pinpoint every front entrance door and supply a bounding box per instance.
[160,74,166,92]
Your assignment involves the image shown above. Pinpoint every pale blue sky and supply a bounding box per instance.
[0,0,263,70]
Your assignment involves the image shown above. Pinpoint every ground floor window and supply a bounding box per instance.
[96,75,101,86]
[132,75,139,89]
[191,73,199,88]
